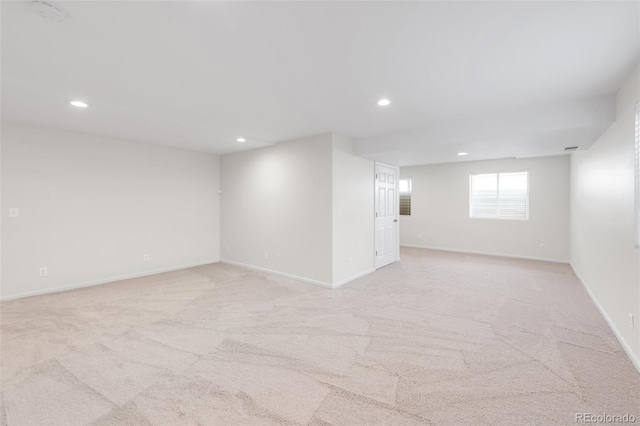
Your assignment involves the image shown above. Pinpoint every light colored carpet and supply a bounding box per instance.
[1,247,639,425]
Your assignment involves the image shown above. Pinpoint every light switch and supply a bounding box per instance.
[9,208,19,218]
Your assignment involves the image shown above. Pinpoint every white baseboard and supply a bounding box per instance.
[0,259,220,302]
[571,264,640,374]
[400,244,569,264]
[220,259,334,288]
[333,268,376,289]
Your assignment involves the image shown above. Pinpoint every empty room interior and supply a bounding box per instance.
[2,1,640,425]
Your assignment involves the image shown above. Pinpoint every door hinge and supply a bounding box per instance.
[375,251,378,256]
[376,212,378,217]
[375,174,378,179]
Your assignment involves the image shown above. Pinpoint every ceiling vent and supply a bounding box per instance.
[30,1,66,22]
[564,146,581,152]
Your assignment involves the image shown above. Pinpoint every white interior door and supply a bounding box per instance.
[375,163,398,269]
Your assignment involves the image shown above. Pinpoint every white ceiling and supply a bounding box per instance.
[2,1,638,165]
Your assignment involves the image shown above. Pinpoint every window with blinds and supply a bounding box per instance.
[635,101,639,250]
[399,179,411,215]
[470,172,529,220]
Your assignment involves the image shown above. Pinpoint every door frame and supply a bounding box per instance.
[374,162,400,268]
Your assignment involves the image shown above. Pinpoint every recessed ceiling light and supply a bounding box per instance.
[236,137,246,143]
[377,99,391,106]
[457,152,468,156]
[69,100,88,108]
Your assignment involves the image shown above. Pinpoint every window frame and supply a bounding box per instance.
[399,178,412,216]
[469,170,530,221]
[635,101,639,250]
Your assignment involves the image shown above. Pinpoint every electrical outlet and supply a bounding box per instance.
[276,254,280,262]
[418,234,422,240]
[264,251,269,260]
[349,257,353,264]
[9,208,19,218]
[143,254,149,262]
[225,245,229,252]
[39,267,47,276]
[540,243,546,250]
[630,313,635,329]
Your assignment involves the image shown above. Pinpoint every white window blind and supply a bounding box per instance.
[399,179,411,194]
[635,101,639,250]
[470,172,529,220]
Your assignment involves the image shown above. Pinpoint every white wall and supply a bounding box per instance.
[1,122,220,299]
[400,155,570,262]
[220,133,375,287]
[570,63,640,365]
[332,135,374,285]
[220,134,334,285]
